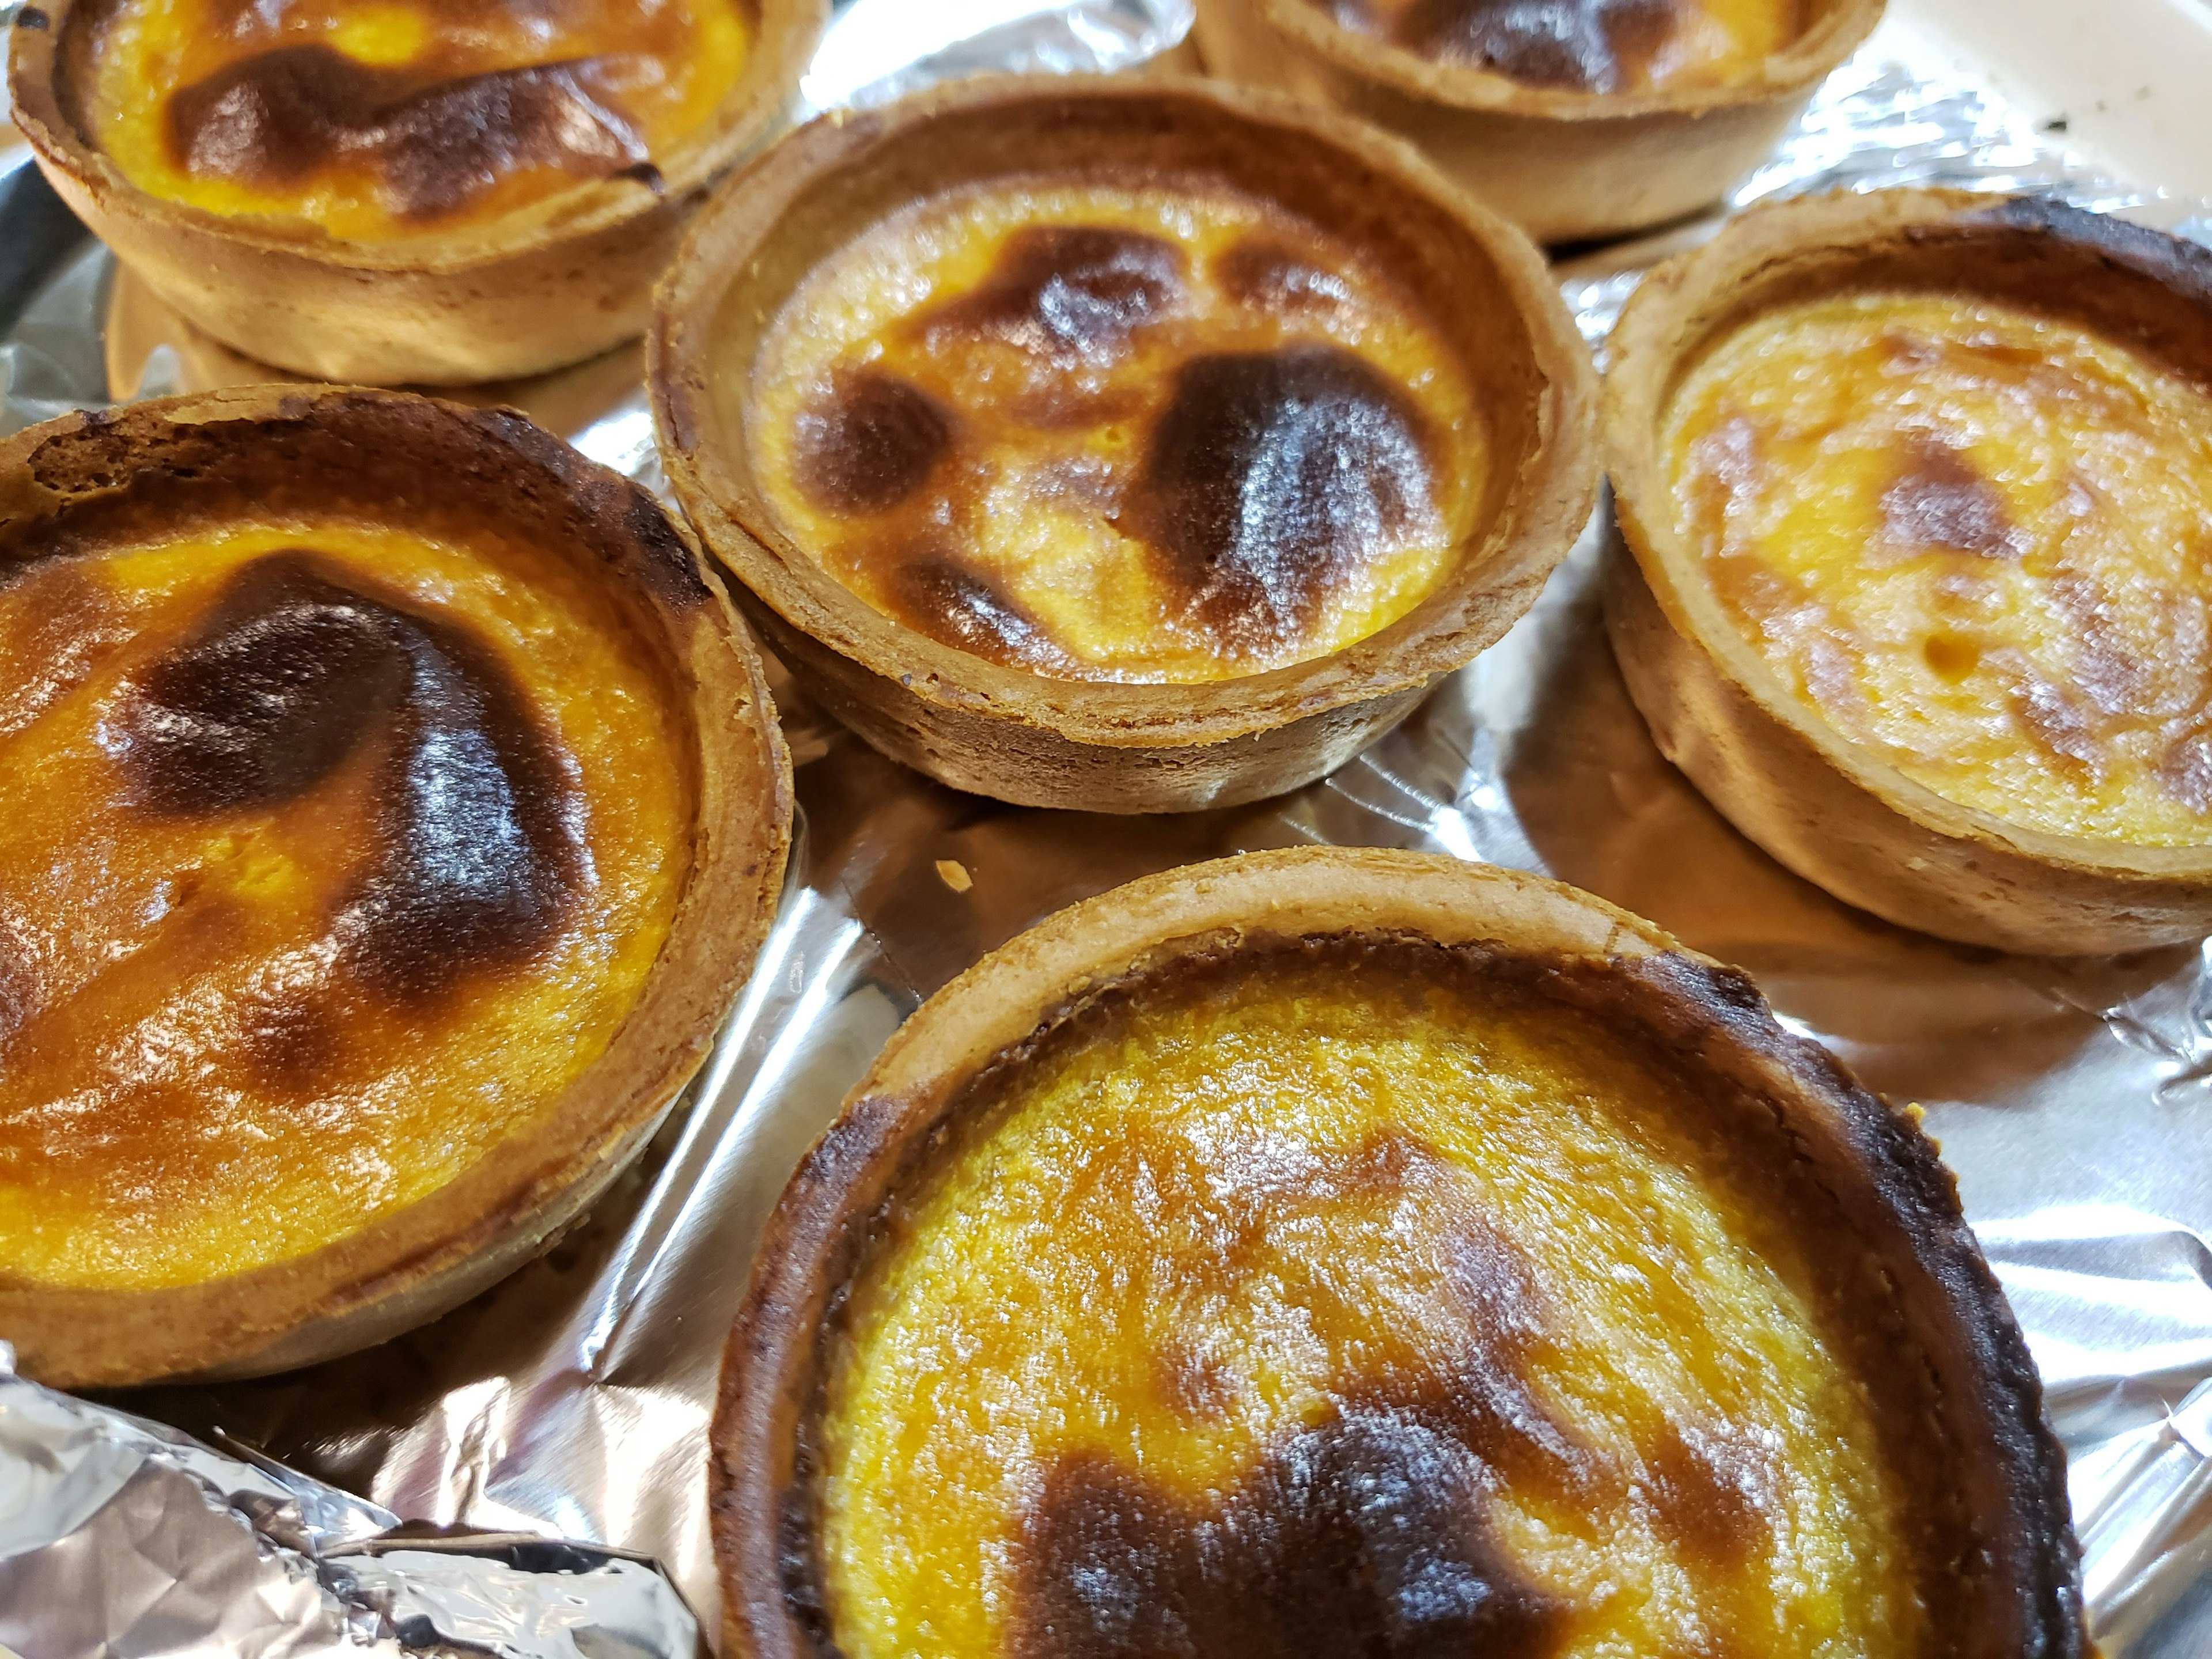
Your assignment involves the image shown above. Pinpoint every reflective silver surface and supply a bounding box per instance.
[6,2,2212,1653]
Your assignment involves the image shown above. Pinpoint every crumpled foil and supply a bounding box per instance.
[0,1342,700,1657]
[7,2,2212,1654]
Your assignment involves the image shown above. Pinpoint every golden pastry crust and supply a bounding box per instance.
[1191,0,1884,243]
[7,0,825,384]
[653,75,1598,813]
[1603,188,2212,955]
[712,848,2085,1659]
[0,387,792,1387]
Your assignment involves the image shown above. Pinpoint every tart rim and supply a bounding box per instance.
[709,845,2082,1659]
[1602,185,2212,889]
[0,384,795,1389]
[6,0,829,275]
[648,72,1601,756]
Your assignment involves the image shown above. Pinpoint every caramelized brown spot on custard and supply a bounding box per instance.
[1880,440,2022,559]
[920,225,1187,366]
[890,555,1079,675]
[114,551,581,999]
[1214,237,1357,313]
[0,517,691,1294]
[751,180,1484,681]
[165,45,647,222]
[1644,1419,1773,1567]
[1014,1414,1568,1659]
[1006,1124,1575,1657]
[1391,0,1682,92]
[794,370,956,517]
[1137,344,1436,649]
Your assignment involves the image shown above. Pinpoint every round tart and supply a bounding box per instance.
[1605,188,2212,955]
[0,387,792,1388]
[714,847,2081,1658]
[652,76,1597,813]
[8,0,827,385]
[1191,0,1884,244]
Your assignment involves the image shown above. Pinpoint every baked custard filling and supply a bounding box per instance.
[0,524,688,1290]
[748,175,1488,683]
[1666,291,2212,848]
[819,943,1931,1658]
[84,0,751,240]
[1321,0,1803,94]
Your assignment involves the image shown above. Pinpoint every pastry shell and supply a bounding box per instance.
[7,0,827,386]
[710,845,2083,1658]
[1603,187,2212,956]
[1,385,794,1388]
[651,75,1598,815]
[1191,0,1885,245]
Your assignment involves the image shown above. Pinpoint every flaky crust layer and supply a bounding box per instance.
[1602,187,2212,954]
[7,0,826,385]
[651,75,1599,814]
[711,847,2083,1659]
[1190,0,1885,244]
[0,387,793,1387]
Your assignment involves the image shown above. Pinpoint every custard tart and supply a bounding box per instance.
[9,0,826,385]
[653,76,1597,813]
[714,847,2082,1658]
[1192,0,1884,244]
[0,387,792,1388]
[1606,188,2212,955]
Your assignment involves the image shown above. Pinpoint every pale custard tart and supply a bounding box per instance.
[0,387,792,1389]
[714,847,2082,1659]
[8,0,826,385]
[1605,188,2212,955]
[653,77,1597,813]
[1192,0,1884,244]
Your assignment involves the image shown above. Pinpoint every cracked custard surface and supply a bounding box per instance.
[818,944,1933,1659]
[747,176,1487,683]
[1666,291,2212,848]
[1321,0,1803,94]
[0,523,688,1289]
[82,0,750,240]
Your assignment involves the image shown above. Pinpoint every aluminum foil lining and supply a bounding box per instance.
[0,1343,699,1658]
[7,2,2212,1656]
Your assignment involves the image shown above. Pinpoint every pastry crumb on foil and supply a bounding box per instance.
[6,2,2212,1656]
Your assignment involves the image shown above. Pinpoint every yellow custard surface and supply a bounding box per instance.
[820,947,1926,1659]
[1325,0,1802,94]
[86,0,749,240]
[0,522,688,1289]
[748,176,1487,683]
[1666,291,2212,847]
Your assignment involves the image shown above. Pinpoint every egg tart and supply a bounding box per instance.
[0,387,792,1389]
[714,847,2082,1658]
[8,0,826,386]
[652,76,1597,814]
[1191,0,1883,244]
[1605,188,2212,955]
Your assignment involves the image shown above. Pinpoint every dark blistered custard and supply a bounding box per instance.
[86,0,749,240]
[1666,292,2212,847]
[749,176,1487,683]
[0,522,685,1288]
[817,942,1931,1656]
[1323,0,1801,93]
